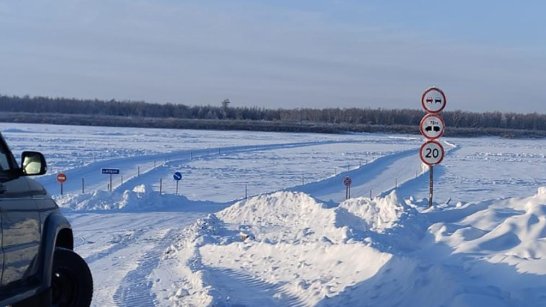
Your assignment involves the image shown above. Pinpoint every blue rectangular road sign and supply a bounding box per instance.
[102,168,120,175]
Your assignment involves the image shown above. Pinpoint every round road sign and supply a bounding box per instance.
[420,141,445,166]
[173,171,182,181]
[421,87,447,113]
[343,176,352,187]
[420,113,445,140]
[57,173,67,183]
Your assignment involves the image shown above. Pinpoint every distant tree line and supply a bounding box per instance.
[1,94,545,132]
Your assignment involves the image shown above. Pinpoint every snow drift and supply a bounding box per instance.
[165,187,546,306]
[55,184,218,211]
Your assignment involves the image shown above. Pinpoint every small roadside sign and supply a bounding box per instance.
[102,168,119,192]
[343,176,352,187]
[102,168,120,175]
[173,172,182,181]
[173,171,182,195]
[57,173,67,183]
[57,173,67,195]
[420,113,445,140]
[421,87,447,113]
[420,141,445,166]
[343,176,352,200]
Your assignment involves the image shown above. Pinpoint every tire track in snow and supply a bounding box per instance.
[204,268,304,307]
[84,228,148,264]
[112,228,181,307]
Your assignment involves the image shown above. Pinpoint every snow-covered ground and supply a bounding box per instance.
[2,123,546,306]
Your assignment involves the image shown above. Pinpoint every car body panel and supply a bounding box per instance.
[0,176,41,287]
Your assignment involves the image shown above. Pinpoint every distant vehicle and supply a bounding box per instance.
[0,133,93,306]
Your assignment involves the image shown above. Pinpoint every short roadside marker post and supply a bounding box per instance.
[159,178,163,195]
[420,87,447,208]
[82,178,85,194]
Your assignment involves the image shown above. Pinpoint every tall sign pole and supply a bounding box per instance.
[420,87,447,208]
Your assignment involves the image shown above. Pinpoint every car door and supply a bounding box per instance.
[0,138,41,289]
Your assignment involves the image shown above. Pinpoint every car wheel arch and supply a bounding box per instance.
[39,212,73,289]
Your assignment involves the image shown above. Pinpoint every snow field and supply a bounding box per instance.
[1,123,546,306]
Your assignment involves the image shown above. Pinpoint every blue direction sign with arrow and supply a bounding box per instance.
[173,171,182,181]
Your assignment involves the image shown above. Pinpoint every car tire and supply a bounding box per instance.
[51,248,93,307]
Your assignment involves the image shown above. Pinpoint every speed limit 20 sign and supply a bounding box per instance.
[420,141,445,166]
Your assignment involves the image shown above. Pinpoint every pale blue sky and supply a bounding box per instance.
[1,0,545,113]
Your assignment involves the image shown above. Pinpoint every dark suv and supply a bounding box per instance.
[0,134,93,306]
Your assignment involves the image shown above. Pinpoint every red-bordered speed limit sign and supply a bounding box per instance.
[420,141,445,166]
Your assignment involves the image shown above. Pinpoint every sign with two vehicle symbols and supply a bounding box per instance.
[421,87,447,113]
[420,113,445,140]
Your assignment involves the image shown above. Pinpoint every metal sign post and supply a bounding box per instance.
[419,87,447,208]
[56,173,67,195]
[102,168,120,192]
[343,176,352,200]
[173,171,182,195]
[429,171,433,207]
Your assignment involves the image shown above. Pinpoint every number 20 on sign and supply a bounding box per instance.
[419,140,445,166]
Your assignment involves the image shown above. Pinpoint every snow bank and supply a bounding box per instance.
[164,191,411,305]
[337,191,406,233]
[218,191,349,244]
[55,184,213,211]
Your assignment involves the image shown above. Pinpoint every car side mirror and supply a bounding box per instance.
[21,151,47,176]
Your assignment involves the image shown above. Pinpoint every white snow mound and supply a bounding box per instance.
[218,191,349,244]
[56,184,193,211]
[336,191,406,233]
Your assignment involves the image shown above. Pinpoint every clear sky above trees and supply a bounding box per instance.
[0,1,544,113]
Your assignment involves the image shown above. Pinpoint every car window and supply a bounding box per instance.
[0,136,16,172]
[0,153,11,171]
